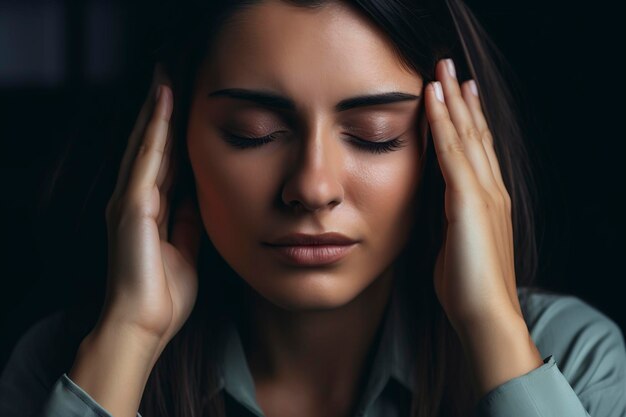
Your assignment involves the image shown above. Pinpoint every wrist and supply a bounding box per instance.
[86,317,165,367]
[453,307,526,344]
[454,311,544,398]
[68,319,165,417]
[98,298,174,342]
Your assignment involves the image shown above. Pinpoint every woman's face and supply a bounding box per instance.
[186,0,425,311]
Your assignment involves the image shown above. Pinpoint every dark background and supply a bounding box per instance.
[1,0,624,374]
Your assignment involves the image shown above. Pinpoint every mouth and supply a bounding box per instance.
[264,232,359,246]
[263,243,358,266]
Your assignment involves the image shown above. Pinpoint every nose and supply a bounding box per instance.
[281,127,344,213]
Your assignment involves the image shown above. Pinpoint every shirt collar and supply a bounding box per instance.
[210,275,418,416]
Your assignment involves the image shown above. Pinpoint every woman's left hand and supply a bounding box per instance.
[425,58,523,335]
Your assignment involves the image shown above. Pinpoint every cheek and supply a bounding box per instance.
[186,99,251,224]
[352,146,421,230]
[187,135,276,245]
[354,141,420,208]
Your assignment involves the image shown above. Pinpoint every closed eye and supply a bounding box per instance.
[219,130,408,154]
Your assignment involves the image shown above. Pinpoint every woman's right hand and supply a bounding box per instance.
[99,64,203,347]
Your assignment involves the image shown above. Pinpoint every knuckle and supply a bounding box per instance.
[474,189,497,212]
[461,126,481,142]
[136,143,148,158]
[481,130,494,145]
[107,190,149,224]
[481,195,493,211]
[140,139,164,158]
[489,189,511,213]
[503,191,512,212]
[118,190,151,220]
[430,114,450,128]
[494,193,506,209]
[463,192,490,212]
[442,140,465,155]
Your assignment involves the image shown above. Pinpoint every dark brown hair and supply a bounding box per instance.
[104,0,546,415]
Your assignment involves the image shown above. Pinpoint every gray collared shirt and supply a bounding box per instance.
[1,286,625,416]
[213,275,419,417]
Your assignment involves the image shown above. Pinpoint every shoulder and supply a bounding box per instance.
[0,310,89,415]
[517,286,626,397]
[4,311,67,365]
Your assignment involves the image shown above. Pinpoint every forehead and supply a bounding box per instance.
[201,1,422,110]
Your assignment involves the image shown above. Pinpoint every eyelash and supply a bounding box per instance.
[220,131,407,154]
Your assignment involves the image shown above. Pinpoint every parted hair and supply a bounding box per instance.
[103,0,546,416]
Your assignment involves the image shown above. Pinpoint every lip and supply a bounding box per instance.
[264,243,357,266]
[264,232,358,246]
[262,232,359,266]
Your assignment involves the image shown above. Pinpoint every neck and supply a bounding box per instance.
[242,265,397,414]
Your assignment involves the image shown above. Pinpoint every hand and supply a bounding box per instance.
[100,63,203,347]
[425,59,523,335]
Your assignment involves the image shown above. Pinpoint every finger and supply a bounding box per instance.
[111,63,166,202]
[171,197,203,267]
[461,80,514,273]
[127,84,173,199]
[157,151,176,241]
[460,79,508,196]
[460,80,518,314]
[155,101,176,240]
[155,121,175,189]
[460,81,513,242]
[157,177,172,240]
[437,63,512,311]
[424,80,477,195]
[436,59,499,197]
[435,62,521,322]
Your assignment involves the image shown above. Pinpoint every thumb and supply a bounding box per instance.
[171,196,203,267]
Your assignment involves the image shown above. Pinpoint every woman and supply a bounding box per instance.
[0,0,624,416]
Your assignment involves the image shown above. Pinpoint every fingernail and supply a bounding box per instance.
[445,59,456,78]
[433,82,444,103]
[469,79,478,96]
[155,85,162,101]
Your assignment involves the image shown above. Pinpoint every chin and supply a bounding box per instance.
[248,275,366,312]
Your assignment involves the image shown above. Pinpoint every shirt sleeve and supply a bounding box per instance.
[474,293,626,417]
[0,311,142,417]
[0,312,71,417]
[37,373,142,417]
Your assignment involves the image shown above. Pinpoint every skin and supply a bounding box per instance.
[186,2,423,415]
[67,1,544,416]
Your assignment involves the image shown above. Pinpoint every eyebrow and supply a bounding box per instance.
[207,88,420,112]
